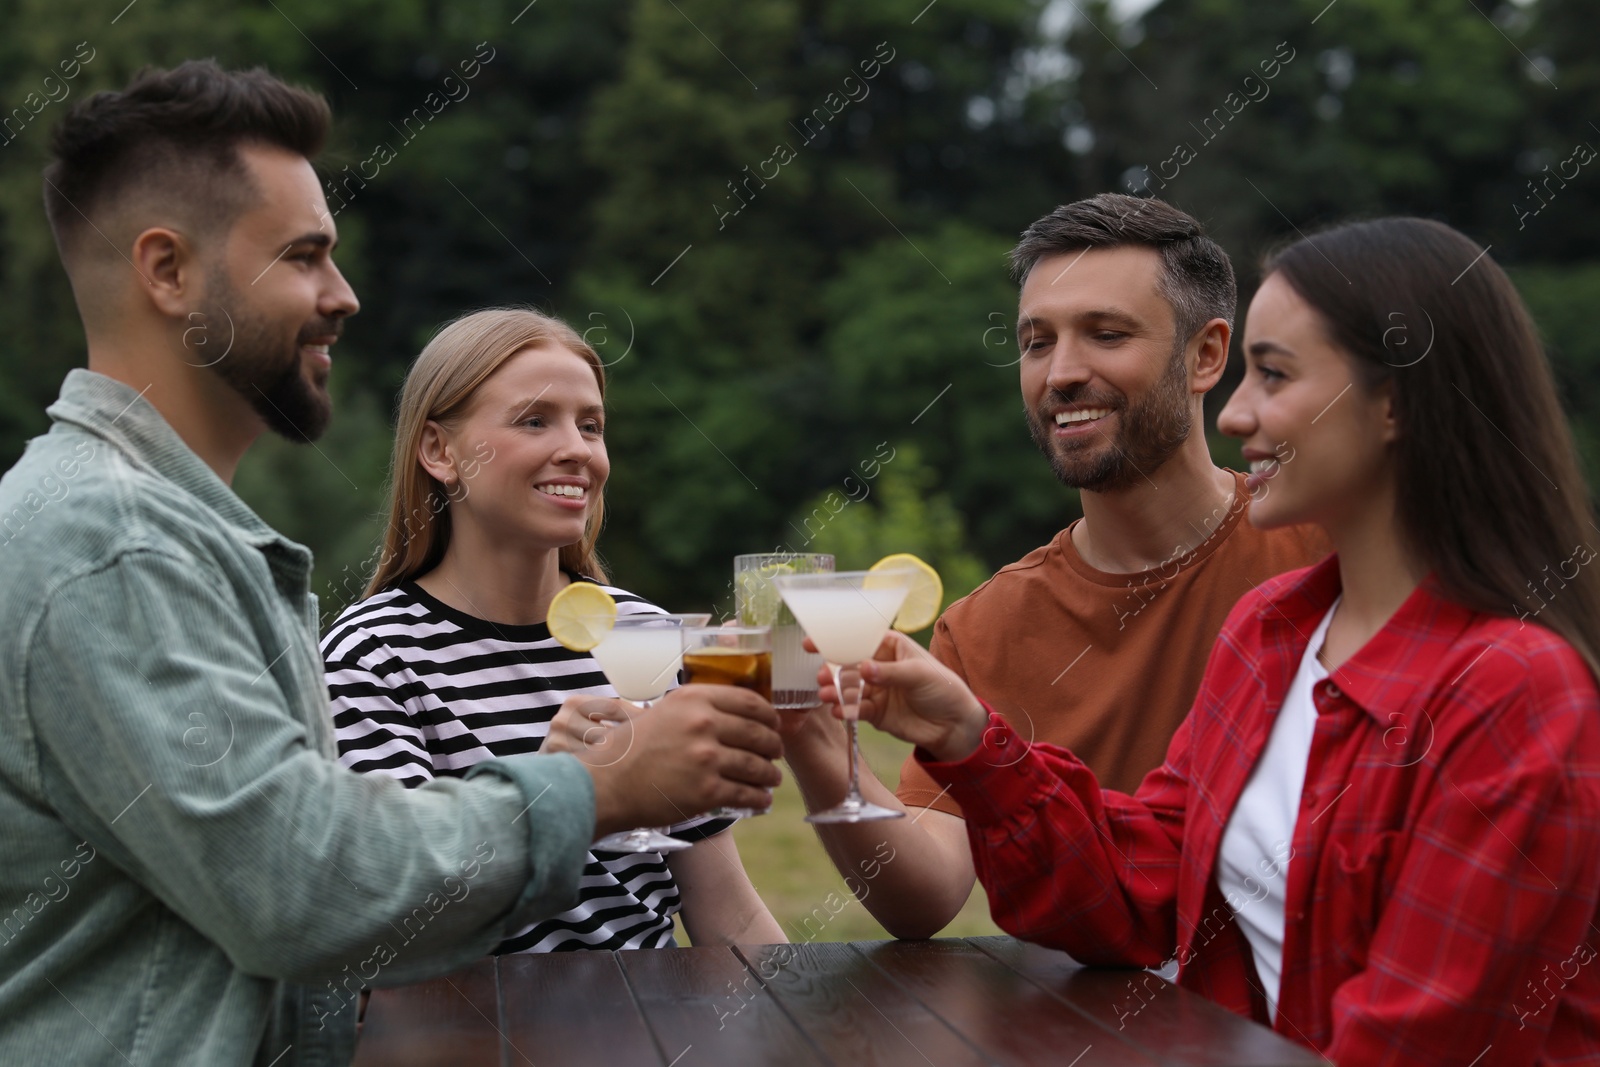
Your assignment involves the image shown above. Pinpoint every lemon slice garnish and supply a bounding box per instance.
[868,553,943,633]
[547,581,618,651]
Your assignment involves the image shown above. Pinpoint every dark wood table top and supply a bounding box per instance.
[353,936,1328,1066]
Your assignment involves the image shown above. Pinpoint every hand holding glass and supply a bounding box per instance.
[682,625,774,819]
[587,613,707,853]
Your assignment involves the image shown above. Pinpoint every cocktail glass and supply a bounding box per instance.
[771,569,913,823]
[588,613,706,853]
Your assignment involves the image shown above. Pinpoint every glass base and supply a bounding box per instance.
[805,797,906,824]
[593,828,693,853]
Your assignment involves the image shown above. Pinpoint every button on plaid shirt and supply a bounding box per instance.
[921,555,1600,1065]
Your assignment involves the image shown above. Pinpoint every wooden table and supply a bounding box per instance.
[354,936,1328,1066]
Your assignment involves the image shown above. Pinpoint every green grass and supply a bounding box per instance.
[678,724,1002,945]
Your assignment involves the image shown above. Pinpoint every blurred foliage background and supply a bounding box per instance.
[4,0,1599,940]
[4,0,1598,615]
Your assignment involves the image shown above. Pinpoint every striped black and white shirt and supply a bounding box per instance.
[321,577,728,953]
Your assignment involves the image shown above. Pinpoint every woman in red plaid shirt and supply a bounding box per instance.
[831,218,1600,1065]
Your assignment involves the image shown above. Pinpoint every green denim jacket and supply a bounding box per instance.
[0,370,596,1065]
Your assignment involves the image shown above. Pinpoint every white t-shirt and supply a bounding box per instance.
[1215,598,1338,1021]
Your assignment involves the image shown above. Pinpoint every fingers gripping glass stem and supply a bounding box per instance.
[772,567,914,825]
[591,697,695,853]
[808,661,904,824]
[586,613,707,855]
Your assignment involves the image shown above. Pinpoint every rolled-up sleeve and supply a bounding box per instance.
[25,548,594,985]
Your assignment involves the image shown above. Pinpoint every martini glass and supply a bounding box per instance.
[772,569,913,823]
[588,613,707,853]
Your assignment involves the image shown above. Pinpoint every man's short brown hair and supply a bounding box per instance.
[43,59,330,263]
[1009,193,1236,347]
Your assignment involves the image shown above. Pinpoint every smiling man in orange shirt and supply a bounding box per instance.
[782,194,1327,938]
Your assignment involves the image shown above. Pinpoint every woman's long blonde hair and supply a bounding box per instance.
[364,307,609,598]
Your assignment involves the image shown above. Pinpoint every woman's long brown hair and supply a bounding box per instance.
[363,307,609,599]
[1267,218,1600,677]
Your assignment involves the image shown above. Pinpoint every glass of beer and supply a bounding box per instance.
[734,553,833,708]
[683,625,773,819]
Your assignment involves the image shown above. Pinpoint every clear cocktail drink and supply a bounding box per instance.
[586,613,701,854]
[775,586,909,680]
[590,626,685,703]
[772,569,914,823]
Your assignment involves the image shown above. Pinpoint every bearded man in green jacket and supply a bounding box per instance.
[0,60,783,1066]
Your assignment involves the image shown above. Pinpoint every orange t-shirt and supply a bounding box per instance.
[896,471,1330,810]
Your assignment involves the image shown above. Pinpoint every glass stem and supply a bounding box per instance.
[834,662,864,804]
[638,699,670,837]
[845,719,863,803]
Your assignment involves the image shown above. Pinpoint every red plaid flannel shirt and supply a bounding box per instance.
[920,555,1600,1065]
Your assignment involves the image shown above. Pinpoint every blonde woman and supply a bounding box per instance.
[322,307,784,951]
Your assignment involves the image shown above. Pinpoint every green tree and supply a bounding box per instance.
[1512,264,1600,484]
[7,0,1600,622]
[232,375,393,621]
[795,442,990,641]
[821,221,1071,568]
[0,0,635,607]
[1521,0,1600,262]
[574,0,1045,609]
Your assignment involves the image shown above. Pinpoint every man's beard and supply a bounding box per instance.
[1024,343,1192,492]
[194,268,336,443]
